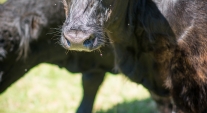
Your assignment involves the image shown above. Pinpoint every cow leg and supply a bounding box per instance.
[77,71,105,113]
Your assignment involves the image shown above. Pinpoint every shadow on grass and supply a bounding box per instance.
[96,98,158,113]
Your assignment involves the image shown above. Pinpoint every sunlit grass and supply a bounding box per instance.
[0,63,158,113]
[0,0,6,4]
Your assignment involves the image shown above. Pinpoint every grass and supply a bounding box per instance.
[0,63,158,113]
[0,0,5,4]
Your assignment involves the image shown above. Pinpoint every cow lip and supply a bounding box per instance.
[68,43,102,52]
[68,43,91,51]
[69,47,92,52]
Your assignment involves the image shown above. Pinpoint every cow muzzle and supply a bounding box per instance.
[62,30,98,51]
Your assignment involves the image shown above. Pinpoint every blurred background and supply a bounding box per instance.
[0,0,4,3]
[0,0,158,113]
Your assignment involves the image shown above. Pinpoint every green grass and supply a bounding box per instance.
[0,63,158,113]
[0,0,6,4]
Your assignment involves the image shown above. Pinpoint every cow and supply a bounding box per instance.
[0,0,115,113]
[60,0,207,113]
[0,0,174,113]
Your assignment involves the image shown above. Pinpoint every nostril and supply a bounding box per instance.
[66,39,71,46]
[83,36,95,47]
[83,39,92,46]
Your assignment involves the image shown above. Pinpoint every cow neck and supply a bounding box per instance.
[104,0,129,31]
[105,0,176,42]
[104,0,138,43]
[105,0,173,96]
[136,0,176,43]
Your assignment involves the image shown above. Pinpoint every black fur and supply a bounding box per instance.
[62,0,207,112]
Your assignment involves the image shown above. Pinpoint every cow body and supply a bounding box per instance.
[61,0,207,112]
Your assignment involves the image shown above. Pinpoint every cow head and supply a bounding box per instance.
[61,0,114,51]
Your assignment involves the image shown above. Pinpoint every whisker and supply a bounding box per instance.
[98,49,103,56]
[65,49,70,55]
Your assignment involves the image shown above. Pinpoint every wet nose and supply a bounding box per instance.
[63,30,96,51]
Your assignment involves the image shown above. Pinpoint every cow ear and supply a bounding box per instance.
[17,13,47,58]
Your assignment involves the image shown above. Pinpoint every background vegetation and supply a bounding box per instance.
[0,63,158,113]
[0,0,5,4]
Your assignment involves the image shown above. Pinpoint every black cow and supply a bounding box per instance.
[0,0,174,113]
[0,0,115,113]
[61,0,207,113]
